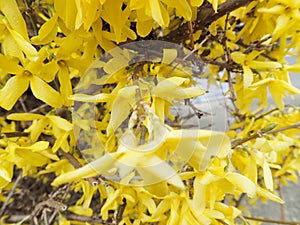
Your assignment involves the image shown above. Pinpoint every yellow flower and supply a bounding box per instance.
[0,53,62,110]
[231,51,281,88]
[0,0,37,60]
[3,141,57,175]
[258,0,300,39]
[7,113,73,152]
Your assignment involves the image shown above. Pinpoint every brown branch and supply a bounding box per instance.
[115,199,126,224]
[162,0,255,43]
[223,13,241,118]
[243,216,300,225]
[254,108,279,121]
[0,132,29,139]
[64,213,114,224]
[278,183,286,222]
[31,199,67,217]
[58,149,109,186]
[231,122,300,148]
[48,184,70,224]
[0,172,22,217]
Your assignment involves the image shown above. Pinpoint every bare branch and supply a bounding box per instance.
[243,216,300,225]
[162,0,255,43]
[231,122,300,148]
[0,173,22,217]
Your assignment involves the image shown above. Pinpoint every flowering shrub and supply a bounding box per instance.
[0,0,300,224]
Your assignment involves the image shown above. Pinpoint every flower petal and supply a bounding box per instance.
[7,113,44,121]
[30,76,63,108]
[243,65,253,88]
[225,172,256,198]
[0,76,29,110]
[0,0,28,39]
[0,54,24,74]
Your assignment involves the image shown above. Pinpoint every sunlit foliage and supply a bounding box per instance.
[0,0,300,224]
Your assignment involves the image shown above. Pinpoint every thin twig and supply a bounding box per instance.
[115,199,126,224]
[64,214,114,224]
[29,104,48,113]
[223,13,241,119]
[18,96,28,112]
[254,108,279,121]
[163,0,255,43]
[166,36,209,78]
[0,132,29,139]
[0,172,22,217]
[278,183,286,221]
[268,122,300,135]
[188,21,195,49]
[185,99,212,118]
[182,36,209,61]
[231,122,300,148]
[48,184,70,224]
[31,199,67,217]
[58,149,82,169]
[243,216,300,225]
[23,0,38,36]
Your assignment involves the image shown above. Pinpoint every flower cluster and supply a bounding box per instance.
[0,0,300,224]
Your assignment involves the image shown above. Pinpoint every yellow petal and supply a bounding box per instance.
[18,141,49,151]
[0,0,28,39]
[103,51,129,75]
[268,80,298,110]
[58,66,73,106]
[48,115,73,131]
[30,76,63,108]
[15,149,49,169]
[54,0,77,31]
[243,65,253,88]
[8,27,38,58]
[250,60,282,70]
[263,160,273,191]
[137,155,185,189]
[258,5,283,14]
[230,52,246,65]
[39,60,60,82]
[0,54,24,74]
[7,113,44,121]
[2,32,24,59]
[167,130,231,171]
[70,93,112,102]
[208,0,218,12]
[31,118,49,142]
[161,0,192,20]
[273,14,290,38]
[0,161,13,182]
[153,77,189,100]
[107,86,138,136]
[190,0,204,7]
[52,130,70,152]
[286,63,300,72]
[80,0,101,30]
[68,206,93,217]
[31,15,58,44]
[149,0,169,27]
[0,76,29,110]
[52,152,123,186]
[56,32,84,60]
[225,172,256,198]
[162,48,177,65]
[256,186,284,203]
[137,19,153,37]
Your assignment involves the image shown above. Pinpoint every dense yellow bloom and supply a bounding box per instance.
[0,0,300,224]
